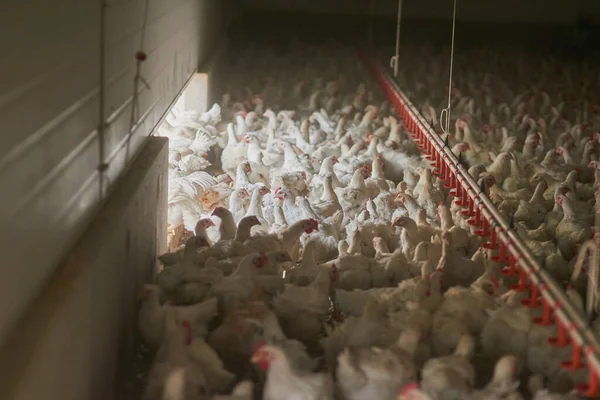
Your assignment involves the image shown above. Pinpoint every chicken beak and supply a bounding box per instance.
[250,354,261,364]
[206,220,215,228]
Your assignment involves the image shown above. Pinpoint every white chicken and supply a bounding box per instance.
[144,39,598,400]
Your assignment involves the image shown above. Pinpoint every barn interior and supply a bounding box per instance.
[1,1,600,399]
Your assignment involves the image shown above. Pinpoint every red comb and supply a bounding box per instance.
[252,340,266,354]
[400,382,420,396]
[259,251,268,259]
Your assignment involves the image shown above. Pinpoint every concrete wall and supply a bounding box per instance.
[0,0,229,350]
[239,0,600,25]
[0,137,168,400]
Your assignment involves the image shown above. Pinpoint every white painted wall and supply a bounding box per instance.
[0,137,169,400]
[0,0,230,349]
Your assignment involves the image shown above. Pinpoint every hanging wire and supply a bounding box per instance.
[439,0,458,136]
[368,0,375,48]
[389,0,403,78]
[129,0,152,132]
[98,0,108,195]
[570,240,599,320]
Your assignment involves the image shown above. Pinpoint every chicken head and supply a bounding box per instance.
[302,218,319,234]
[362,164,371,179]
[197,218,215,229]
[274,187,287,201]
[137,283,159,300]
[258,186,271,196]
[253,252,269,269]
[242,161,252,174]
[211,206,227,217]
[250,342,276,371]
[241,215,261,228]
[392,216,410,228]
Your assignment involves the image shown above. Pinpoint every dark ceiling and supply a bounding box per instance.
[235,0,600,26]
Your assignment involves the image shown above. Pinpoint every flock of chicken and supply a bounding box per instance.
[388,42,600,288]
[137,41,599,400]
